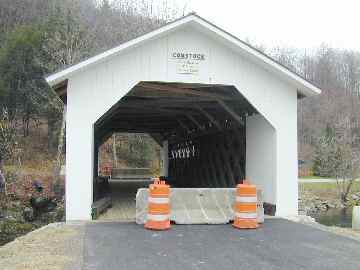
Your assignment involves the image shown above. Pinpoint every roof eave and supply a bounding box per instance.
[46,13,322,97]
[46,14,197,87]
[189,16,322,97]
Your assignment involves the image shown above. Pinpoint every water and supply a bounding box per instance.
[311,207,353,228]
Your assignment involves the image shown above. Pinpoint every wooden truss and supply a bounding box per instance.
[95,81,257,144]
[94,81,257,187]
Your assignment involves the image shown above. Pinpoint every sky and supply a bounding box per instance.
[183,0,360,51]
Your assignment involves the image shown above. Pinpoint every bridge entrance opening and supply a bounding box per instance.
[93,81,261,221]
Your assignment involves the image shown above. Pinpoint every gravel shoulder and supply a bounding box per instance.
[304,222,360,242]
[0,222,85,270]
[283,215,360,242]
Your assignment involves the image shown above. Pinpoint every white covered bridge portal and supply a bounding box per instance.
[46,14,321,221]
[95,82,256,189]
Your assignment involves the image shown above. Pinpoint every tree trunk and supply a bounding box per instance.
[47,110,62,154]
[0,158,6,214]
[341,179,354,204]
[53,107,66,197]
[0,158,5,195]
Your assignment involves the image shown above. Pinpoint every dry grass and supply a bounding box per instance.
[5,119,60,177]
[299,182,360,200]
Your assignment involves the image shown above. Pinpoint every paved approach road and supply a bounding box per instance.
[83,219,360,270]
[298,178,360,183]
[298,178,337,183]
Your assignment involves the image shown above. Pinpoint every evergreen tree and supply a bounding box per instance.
[0,26,48,135]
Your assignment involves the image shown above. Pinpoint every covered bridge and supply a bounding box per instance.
[46,13,321,221]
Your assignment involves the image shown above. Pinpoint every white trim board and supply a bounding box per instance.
[46,13,321,97]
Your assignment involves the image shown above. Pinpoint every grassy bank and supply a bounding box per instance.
[299,181,360,209]
[300,181,360,196]
[299,175,329,180]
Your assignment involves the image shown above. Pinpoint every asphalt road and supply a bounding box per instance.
[298,178,360,183]
[84,219,360,270]
[298,178,337,183]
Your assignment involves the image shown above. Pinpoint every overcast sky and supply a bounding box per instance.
[184,0,359,51]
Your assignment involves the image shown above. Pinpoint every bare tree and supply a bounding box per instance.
[52,106,66,197]
[312,92,360,203]
[0,108,17,194]
[43,1,94,69]
[269,45,360,172]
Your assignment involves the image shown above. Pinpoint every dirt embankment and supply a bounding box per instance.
[0,222,84,270]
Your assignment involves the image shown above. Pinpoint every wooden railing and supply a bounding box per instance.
[111,167,153,180]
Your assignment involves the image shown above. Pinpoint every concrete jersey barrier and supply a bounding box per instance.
[136,188,264,225]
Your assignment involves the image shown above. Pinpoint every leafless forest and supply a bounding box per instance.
[0,0,360,176]
[270,46,360,160]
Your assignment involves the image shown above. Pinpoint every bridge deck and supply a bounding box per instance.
[98,179,151,221]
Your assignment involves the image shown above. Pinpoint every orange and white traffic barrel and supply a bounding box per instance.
[233,180,259,229]
[145,178,171,230]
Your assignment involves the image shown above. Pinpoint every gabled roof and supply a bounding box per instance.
[46,13,321,97]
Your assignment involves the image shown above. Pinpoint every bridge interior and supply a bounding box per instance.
[94,81,258,220]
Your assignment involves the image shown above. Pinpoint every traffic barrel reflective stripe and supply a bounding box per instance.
[235,212,258,219]
[235,196,257,203]
[233,179,259,229]
[148,197,170,204]
[147,214,171,221]
[145,178,171,230]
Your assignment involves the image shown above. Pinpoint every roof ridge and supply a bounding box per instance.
[46,13,321,97]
